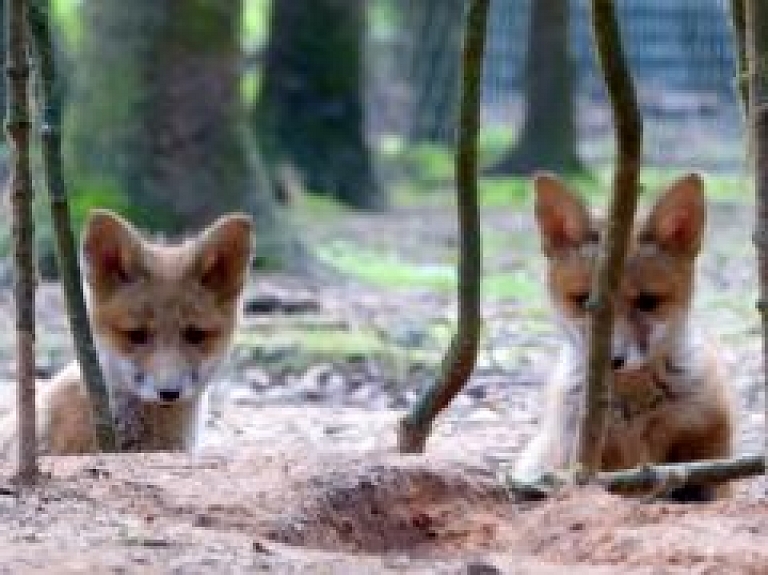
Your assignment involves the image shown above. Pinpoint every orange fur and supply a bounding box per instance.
[0,209,252,455]
[516,173,734,500]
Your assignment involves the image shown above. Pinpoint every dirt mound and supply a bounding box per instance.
[266,464,509,555]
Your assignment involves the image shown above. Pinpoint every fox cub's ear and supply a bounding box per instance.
[81,209,146,297]
[533,173,593,256]
[641,173,705,256]
[194,213,253,302]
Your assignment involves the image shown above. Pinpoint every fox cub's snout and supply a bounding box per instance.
[0,209,253,455]
[516,173,734,500]
[534,172,704,372]
[81,209,253,404]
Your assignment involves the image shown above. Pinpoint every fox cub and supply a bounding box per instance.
[515,173,734,500]
[1,209,252,454]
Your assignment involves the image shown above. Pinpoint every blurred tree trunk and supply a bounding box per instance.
[490,0,584,175]
[744,0,768,471]
[69,0,299,267]
[0,0,7,183]
[401,0,464,145]
[258,0,383,210]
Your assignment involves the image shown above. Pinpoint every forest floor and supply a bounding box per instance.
[0,191,766,573]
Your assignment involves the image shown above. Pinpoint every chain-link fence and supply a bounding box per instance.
[367,0,744,182]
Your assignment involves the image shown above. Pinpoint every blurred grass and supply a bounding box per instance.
[313,240,541,302]
[301,134,750,299]
[235,326,437,371]
[51,0,82,47]
[237,327,389,360]
[380,132,749,211]
[243,0,270,50]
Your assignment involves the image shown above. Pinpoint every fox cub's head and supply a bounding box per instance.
[81,210,252,404]
[534,173,705,370]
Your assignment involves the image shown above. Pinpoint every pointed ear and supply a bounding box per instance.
[194,213,253,302]
[81,209,146,297]
[641,173,705,256]
[534,172,593,255]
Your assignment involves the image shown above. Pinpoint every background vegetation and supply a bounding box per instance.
[0,0,748,284]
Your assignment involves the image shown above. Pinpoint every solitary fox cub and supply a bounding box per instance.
[515,173,734,500]
[1,209,252,454]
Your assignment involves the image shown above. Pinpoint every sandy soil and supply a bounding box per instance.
[0,199,765,573]
[0,407,765,574]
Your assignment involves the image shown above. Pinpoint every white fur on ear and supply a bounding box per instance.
[642,173,705,255]
[195,213,253,302]
[81,209,145,296]
[534,173,593,255]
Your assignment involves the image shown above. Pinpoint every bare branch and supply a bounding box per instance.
[745,0,768,472]
[732,0,747,111]
[398,0,487,453]
[7,0,38,482]
[26,0,117,451]
[580,0,643,472]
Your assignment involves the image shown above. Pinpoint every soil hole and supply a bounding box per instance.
[267,464,510,555]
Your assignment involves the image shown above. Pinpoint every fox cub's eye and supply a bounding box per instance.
[182,326,207,345]
[124,328,150,346]
[569,292,590,310]
[634,293,661,312]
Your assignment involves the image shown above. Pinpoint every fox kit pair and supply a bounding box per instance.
[516,173,734,500]
[1,209,252,455]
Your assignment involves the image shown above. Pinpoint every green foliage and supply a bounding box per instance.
[394,169,749,210]
[0,177,149,278]
[241,69,262,106]
[368,0,401,40]
[242,0,270,51]
[68,177,143,234]
[378,128,516,187]
[51,0,82,47]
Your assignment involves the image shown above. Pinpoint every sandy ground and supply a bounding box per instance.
[0,406,765,574]
[0,199,766,573]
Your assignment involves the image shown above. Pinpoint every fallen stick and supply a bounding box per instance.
[503,455,765,501]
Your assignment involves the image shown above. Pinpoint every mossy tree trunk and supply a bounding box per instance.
[69,0,298,268]
[258,0,383,210]
[490,0,584,175]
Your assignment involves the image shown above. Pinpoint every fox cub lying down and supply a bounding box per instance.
[515,173,734,501]
[1,209,252,455]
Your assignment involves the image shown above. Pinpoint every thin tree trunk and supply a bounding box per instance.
[731,0,747,111]
[398,0,486,453]
[6,0,37,483]
[745,0,768,473]
[27,0,116,451]
[579,0,642,473]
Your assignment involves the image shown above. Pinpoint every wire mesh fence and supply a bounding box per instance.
[366,0,745,186]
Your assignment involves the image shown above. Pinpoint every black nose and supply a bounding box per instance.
[158,390,181,402]
[611,356,625,370]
